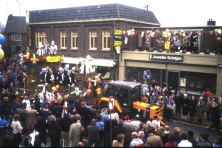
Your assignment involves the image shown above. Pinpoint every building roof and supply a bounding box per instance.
[132,26,222,30]
[28,3,159,25]
[4,15,27,34]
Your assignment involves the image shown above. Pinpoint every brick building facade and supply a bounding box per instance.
[26,3,160,82]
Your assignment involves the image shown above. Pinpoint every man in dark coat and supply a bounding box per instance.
[87,119,100,147]
[79,102,91,132]
[57,68,65,86]
[48,116,61,147]
[40,70,50,84]
[104,115,118,147]
[112,119,126,140]
[64,71,75,87]
[52,101,62,119]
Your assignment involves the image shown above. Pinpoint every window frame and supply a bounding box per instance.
[11,34,21,41]
[71,31,78,50]
[35,32,46,47]
[102,30,111,51]
[89,31,97,50]
[60,31,67,49]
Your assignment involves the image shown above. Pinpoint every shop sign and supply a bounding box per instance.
[149,54,183,62]
[28,27,31,46]
[114,30,123,35]
[46,56,61,62]
[114,41,122,47]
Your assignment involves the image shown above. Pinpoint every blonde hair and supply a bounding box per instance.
[4,97,8,101]
[174,127,181,133]
[157,127,165,137]
[165,125,170,131]
[77,142,84,147]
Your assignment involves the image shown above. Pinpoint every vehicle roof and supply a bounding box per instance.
[108,81,141,88]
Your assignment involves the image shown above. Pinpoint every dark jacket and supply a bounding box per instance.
[174,133,181,144]
[197,141,212,147]
[48,121,61,140]
[52,104,62,119]
[41,109,49,123]
[104,119,118,133]
[112,125,126,140]
[60,116,72,132]
[87,123,100,146]
[34,121,48,143]
[67,104,75,115]
[79,106,91,122]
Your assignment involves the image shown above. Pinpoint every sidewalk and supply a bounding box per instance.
[172,111,214,127]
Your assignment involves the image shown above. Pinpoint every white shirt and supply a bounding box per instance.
[178,140,192,147]
[11,121,23,134]
[129,138,144,147]
[22,99,30,109]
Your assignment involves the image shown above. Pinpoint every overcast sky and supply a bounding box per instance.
[0,0,221,27]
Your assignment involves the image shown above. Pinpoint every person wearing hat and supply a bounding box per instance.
[64,71,75,87]
[36,44,45,57]
[57,68,65,85]
[50,41,58,55]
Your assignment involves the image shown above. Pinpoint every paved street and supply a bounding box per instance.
[164,120,219,143]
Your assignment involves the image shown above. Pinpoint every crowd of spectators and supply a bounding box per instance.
[0,56,222,147]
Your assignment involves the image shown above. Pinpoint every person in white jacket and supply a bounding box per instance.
[11,114,23,147]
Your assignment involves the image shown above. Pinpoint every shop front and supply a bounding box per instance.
[119,51,221,96]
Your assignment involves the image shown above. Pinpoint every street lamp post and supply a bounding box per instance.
[15,0,22,51]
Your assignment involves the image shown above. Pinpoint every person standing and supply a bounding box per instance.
[196,96,205,124]
[25,104,38,133]
[0,115,9,146]
[87,119,100,147]
[177,133,192,147]
[34,116,48,145]
[60,110,72,147]
[174,91,182,117]
[112,133,124,147]
[146,126,163,147]
[11,114,23,147]
[189,96,197,122]
[48,116,61,147]
[208,102,220,132]
[69,117,82,147]
[166,96,175,121]
[112,119,126,140]
[181,94,190,119]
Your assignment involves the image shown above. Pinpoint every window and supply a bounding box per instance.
[89,31,97,50]
[11,34,21,41]
[71,31,78,49]
[102,30,110,50]
[35,32,46,47]
[60,31,67,49]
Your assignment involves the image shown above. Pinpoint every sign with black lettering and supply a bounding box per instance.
[114,30,123,36]
[149,54,183,62]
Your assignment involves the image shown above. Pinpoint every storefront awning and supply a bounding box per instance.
[61,57,118,67]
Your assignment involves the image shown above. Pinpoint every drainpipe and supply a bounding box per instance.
[113,21,116,81]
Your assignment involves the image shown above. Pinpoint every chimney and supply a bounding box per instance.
[8,14,13,22]
[26,11,29,23]
[207,18,216,26]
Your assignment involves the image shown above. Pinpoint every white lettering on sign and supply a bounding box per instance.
[149,54,183,62]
